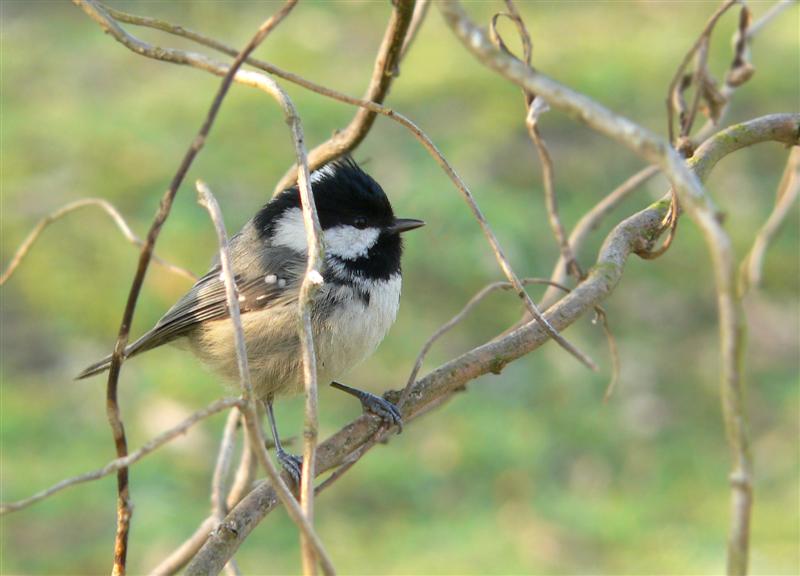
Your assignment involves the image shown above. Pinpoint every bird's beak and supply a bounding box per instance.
[387,218,425,234]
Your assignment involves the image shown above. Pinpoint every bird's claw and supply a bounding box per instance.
[360,392,403,433]
[276,449,303,484]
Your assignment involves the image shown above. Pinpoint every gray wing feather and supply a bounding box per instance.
[76,225,306,379]
[129,240,305,355]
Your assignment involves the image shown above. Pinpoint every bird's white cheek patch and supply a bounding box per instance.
[271,208,308,253]
[324,225,380,260]
[271,209,380,260]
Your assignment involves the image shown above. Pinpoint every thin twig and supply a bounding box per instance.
[211,408,241,520]
[399,278,571,407]
[540,0,791,308]
[694,0,794,142]
[189,114,797,572]
[1,198,196,286]
[526,101,583,279]
[194,181,334,576]
[593,307,620,402]
[292,94,326,576]
[226,433,256,511]
[439,6,798,573]
[72,2,298,573]
[666,0,738,147]
[748,0,797,36]
[149,517,217,576]
[191,180,673,572]
[273,0,416,192]
[659,1,741,261]
[87,0,597,371]
[400,0,431,59]
[0,397,242,515]
[489,3,582,280]
[740,147,800,295]
[540,165,660,309]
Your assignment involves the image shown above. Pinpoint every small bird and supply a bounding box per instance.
[77,158,424,480]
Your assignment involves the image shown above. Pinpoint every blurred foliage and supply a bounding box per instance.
[1,1,798,574]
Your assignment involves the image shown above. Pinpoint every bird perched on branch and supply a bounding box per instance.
[77,157,424,481]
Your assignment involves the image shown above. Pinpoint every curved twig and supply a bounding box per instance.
[436,8,798,573]
[0,397,242,515]
[188,112,797,574]
[399,277,570,407]
[72,2,299,573]
[400,0,430,59]
[667,0,739,148]
[489,2,581,280]
[189,173,670,574]
[211,408,241,520]
[273,0,416,192]
[740,146,800,294]
[84,0,597,373]
[540,165,660,309]
[1,198,197,286]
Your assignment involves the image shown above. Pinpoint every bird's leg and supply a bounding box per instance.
[264,397,303,484]
[330,381,403,432]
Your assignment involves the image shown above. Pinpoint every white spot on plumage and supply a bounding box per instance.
[265,274,277,284]
[307,270,324,285]
[278,278,287,288]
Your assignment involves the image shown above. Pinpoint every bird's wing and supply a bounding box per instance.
[126,242,305,357]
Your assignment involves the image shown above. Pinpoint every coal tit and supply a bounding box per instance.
[77,158,424,480]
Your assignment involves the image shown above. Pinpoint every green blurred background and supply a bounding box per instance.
[2,1,798,574]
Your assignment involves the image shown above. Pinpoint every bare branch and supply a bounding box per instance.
[541,0,793,308]
[226,434,257,511]
[0,198,197,286]
[748,0,797,36]
[540,165,660,308]
[436,8,799,573]
[291,96,326,576]
[0,397,241,515]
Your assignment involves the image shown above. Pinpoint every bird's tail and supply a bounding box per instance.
[75,354,117,380]
[74,331,157,380]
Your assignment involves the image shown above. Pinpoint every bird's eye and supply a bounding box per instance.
[353,217,368,229]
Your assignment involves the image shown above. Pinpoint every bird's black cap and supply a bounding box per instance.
[255,157,395,238]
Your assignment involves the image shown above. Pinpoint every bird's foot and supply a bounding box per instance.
[331,381,403,433]
[276,448,303,484]
[361,392,403,432]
